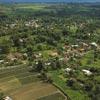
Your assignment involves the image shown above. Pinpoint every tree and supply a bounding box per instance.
[0,92,4,100]
[36,60,44,72]
[84,81,93,92]
[0,45,10,54]
[40,71,53,83]
[67,79,75,87]
[26,46,33,61]
[55,57,61,69]
[51,60,57,70]
[62,29,69,36]
[40,71,47,80]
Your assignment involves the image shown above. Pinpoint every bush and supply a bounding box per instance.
[0,92,4,100]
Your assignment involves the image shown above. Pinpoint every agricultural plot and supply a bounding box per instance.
[38,92,66,100]
[10,82,60,100]
[0,66,66,100]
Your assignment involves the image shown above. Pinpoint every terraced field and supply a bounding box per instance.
[0,65,66,100]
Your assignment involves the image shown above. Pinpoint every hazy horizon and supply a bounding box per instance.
[0,0,100,3]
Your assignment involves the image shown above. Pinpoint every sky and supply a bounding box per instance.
[0,0,100,3]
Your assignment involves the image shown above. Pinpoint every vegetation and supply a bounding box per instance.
[0,2,100,100]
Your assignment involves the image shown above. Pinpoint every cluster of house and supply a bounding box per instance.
[25,20,39,28]
[4,19,39,30]
[65,67,93,76]
[62,41,99,62]
[66,42,98,51]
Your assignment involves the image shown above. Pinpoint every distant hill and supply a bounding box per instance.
[0,0,100,3]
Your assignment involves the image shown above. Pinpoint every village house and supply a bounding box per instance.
[49,51,58,57]
[45,62,51,66]
[71,44,79,49]
[25,20,39,28]
[90,42,98,47]
[4,96,12,100]
[34,53,42,58]
[0,60,4,63]
[6,53,23,61]
[82,69,92,76]
[65,68,72,73]
[59,58,64,61]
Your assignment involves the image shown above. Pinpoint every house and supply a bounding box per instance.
[90,42,98,47]
[35,61,38,65]
[82,42,89,47]
[45,62,51,66]
[78,48,85,52]
[65,68,72,73]
[71,45,79,48]
[82,69,92,76]
[6,53,23,61]
[49,51,58,57]
[19,39,24,43]
[4,96,12,100]
[0,60,4,63]
[38,53,42,56]
[59,58,64,61]
[34,53,42,58]
[23,53,28,57]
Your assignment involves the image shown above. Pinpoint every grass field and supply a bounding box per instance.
[17,5,46,10]
[81,50,100,68]
[13,3,50,12]
[50,70,91,100]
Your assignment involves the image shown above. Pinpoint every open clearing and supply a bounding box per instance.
[15,4,47,11]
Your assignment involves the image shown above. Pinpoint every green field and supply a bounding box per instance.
[16,4,46,11]
[50,70,91,100]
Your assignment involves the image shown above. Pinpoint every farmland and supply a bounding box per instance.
[0,65,66,100]
[16,4,46,10]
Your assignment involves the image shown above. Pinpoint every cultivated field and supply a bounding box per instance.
[0,66,66,100]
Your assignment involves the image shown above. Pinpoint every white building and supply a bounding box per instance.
[4,96,12,100]
[0,60,4,63]
[45,62,51,66]
[65,68,72,73]
[90,42,98,47]
[82,69,92,76]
